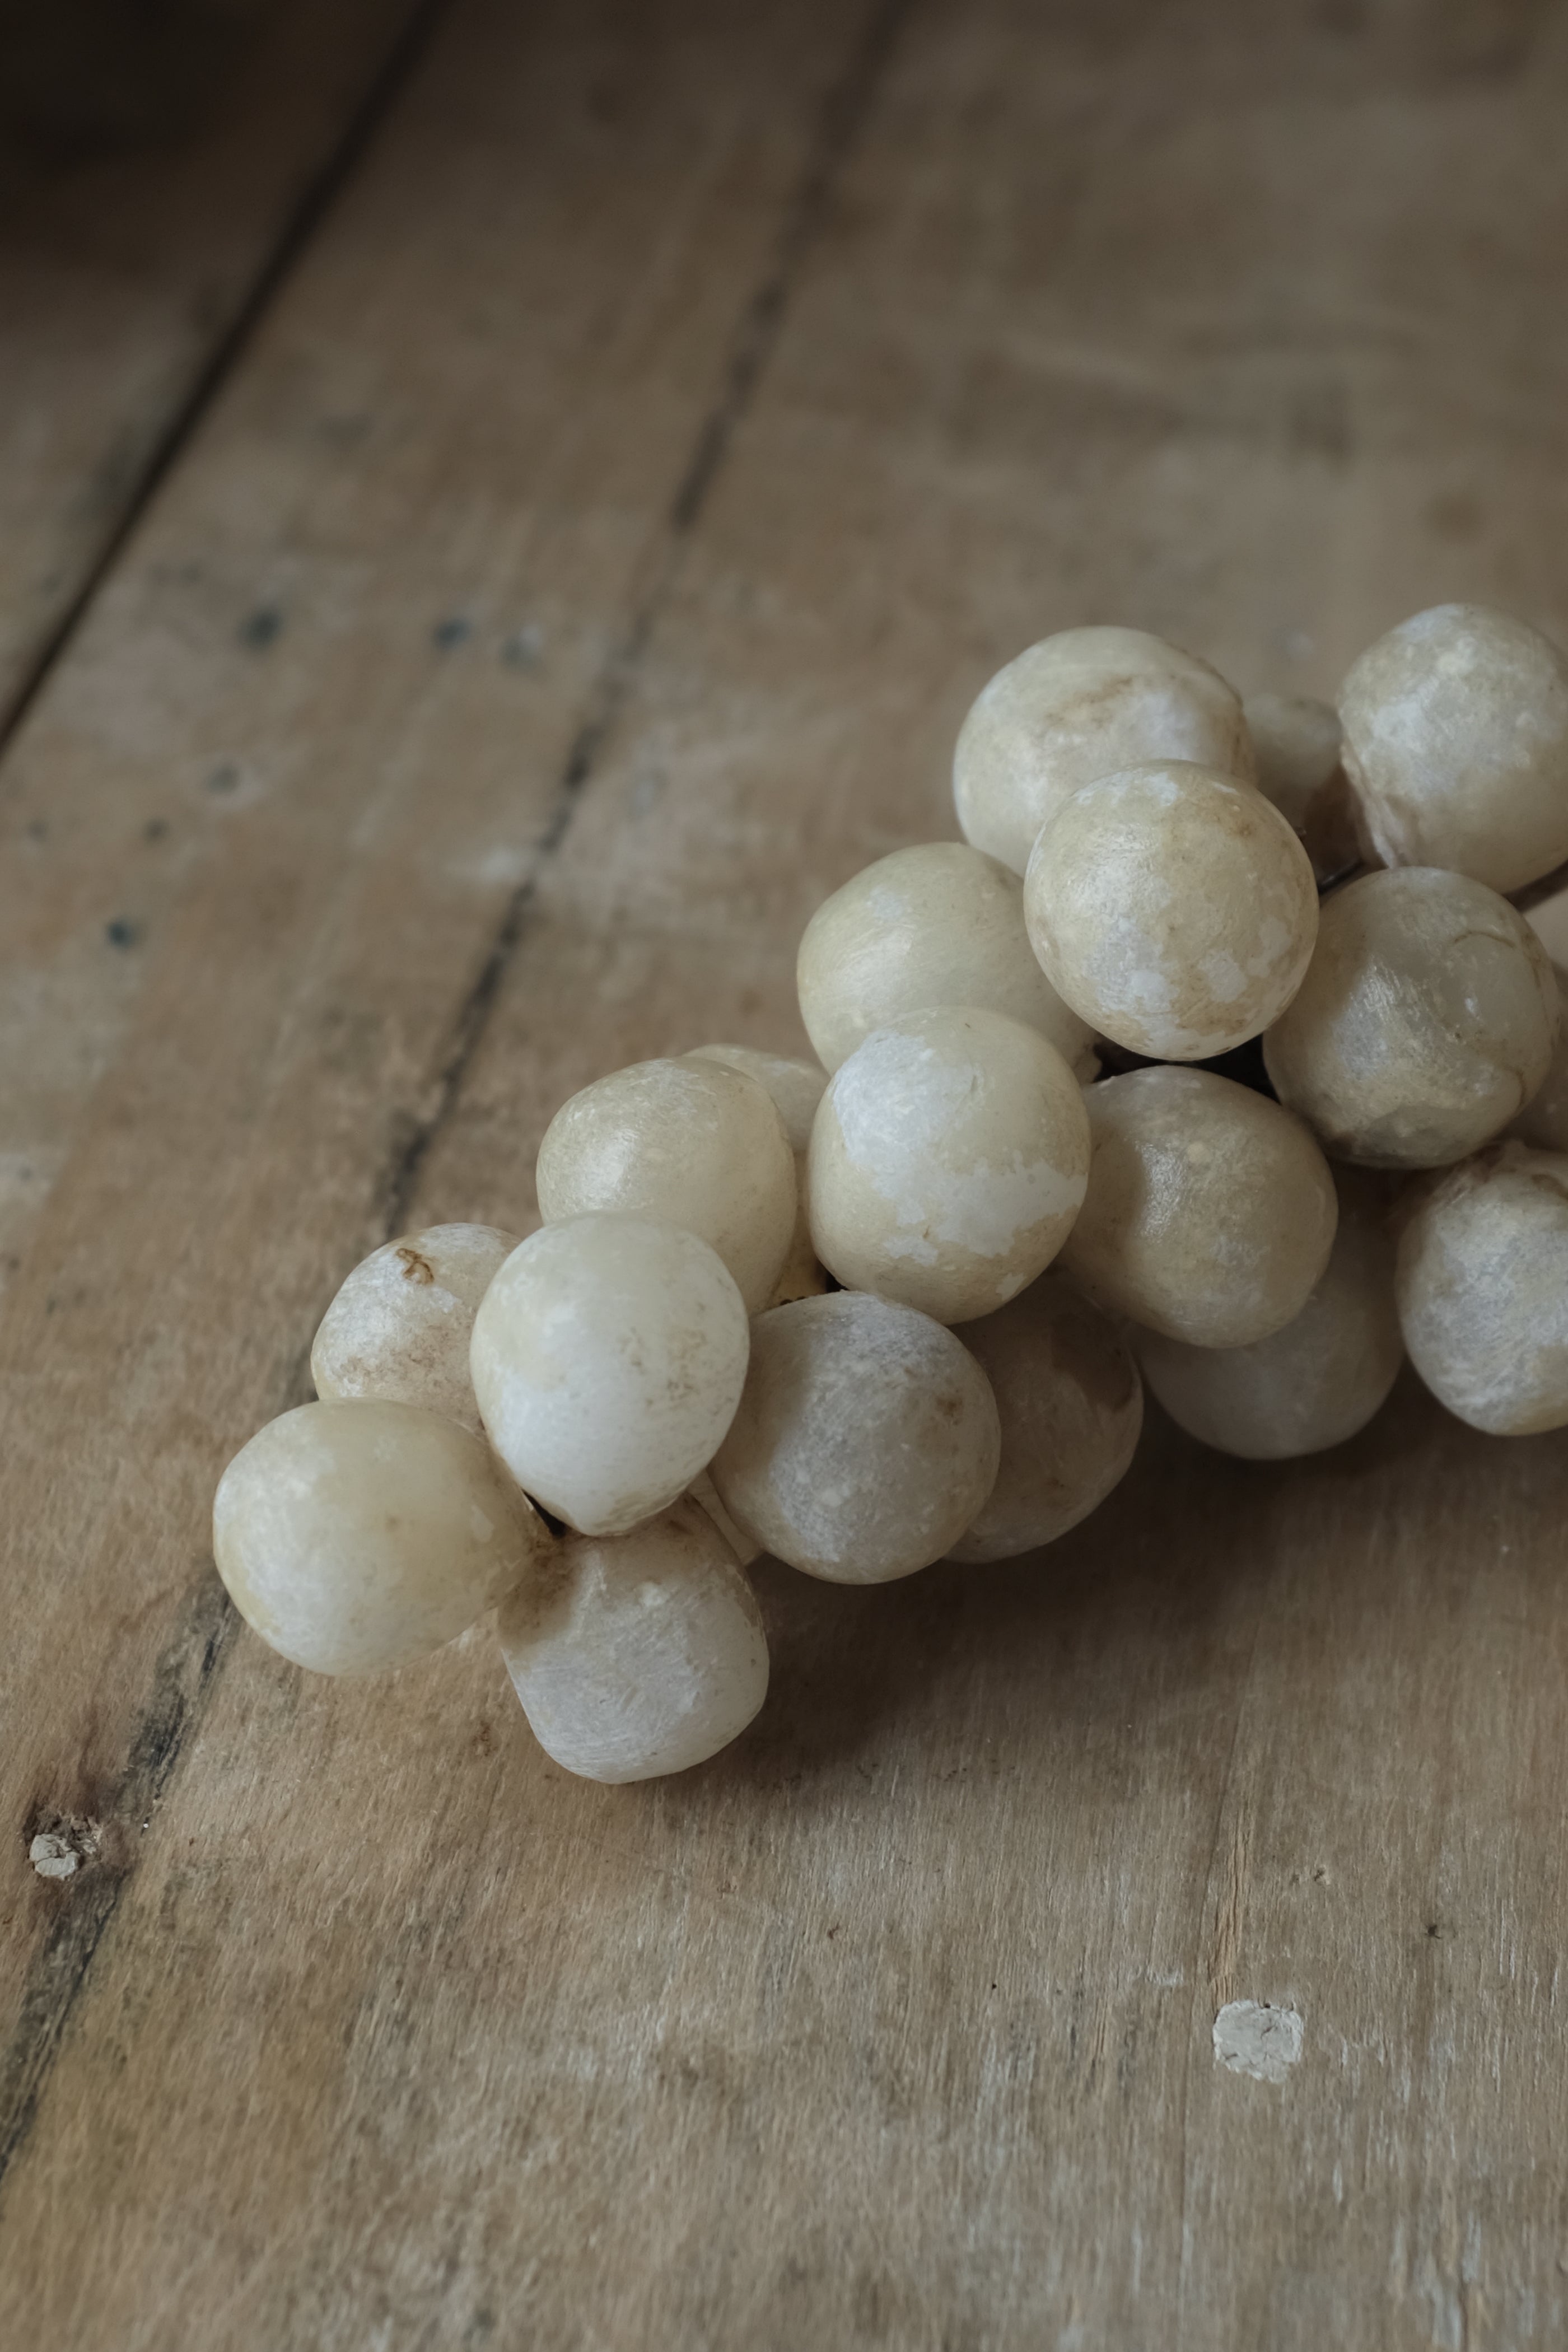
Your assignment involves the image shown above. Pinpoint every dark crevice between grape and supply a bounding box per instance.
[1093,1033,1278,1099]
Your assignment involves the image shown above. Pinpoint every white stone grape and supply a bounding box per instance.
[1136,1204,1402,1459]
[684,1042,828,1304]
[1397,1144,1568,1435]
[497,1497,768,1782]
[796,841,1096,1077]
[311,1222,518,1432]
[536,1056,795,1310]
[1062,1066,1338,1347]
[213,1399,550,1676]
[1338,603,1568,894]
[1263,866,1557,1169]
[948,1273,1142,1563]
[683,1043,825,1152]
[470,1215,749,1535]
[806,1005,1090,1324]
[1024,760,1318,1060]
[1245,692,1342,829]
[709,1291,1001,1583]
[220,600,1568,1765]
[954,625,1256,875]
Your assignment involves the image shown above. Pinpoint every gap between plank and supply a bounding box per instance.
[0,1580,239,2194]
[0,0,914,2208]
[0,0,451,765]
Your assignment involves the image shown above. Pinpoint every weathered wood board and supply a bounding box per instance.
[0,0,426,727]
[3,2,1568,2345]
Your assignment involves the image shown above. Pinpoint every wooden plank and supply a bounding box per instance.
[0,0,427,727]
[0,0,881,2104]
[4,1,1568,2345]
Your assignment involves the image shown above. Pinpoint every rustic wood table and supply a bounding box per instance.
[2,3,1565,2344]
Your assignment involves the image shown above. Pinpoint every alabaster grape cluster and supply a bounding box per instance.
[214,601,1568,1784]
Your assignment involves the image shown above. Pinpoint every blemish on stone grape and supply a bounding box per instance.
[395,1247,436,1285]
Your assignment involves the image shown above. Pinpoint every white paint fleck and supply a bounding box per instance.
[458,843,531,889]
[1213,1999,1304,2083]
[30,1832,81,1880]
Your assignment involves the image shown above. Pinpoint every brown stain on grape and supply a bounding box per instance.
[395,1247,435,1285]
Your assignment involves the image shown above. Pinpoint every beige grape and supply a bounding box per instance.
[948,1275,1142,1563]
[213,1400,549,1677]
[1396,1145,1568,1435]
[806,1005,1090,1323]
[709,1291,1000,1584]
[497,1498,768,1782]
[954,625,1255,875]
[536,1055,795,1310]
[311,1222,517,1433]
[1263,867,1557,1169]
[1061,1066,1337,1347]
[1338,604,1568,894]
[684,1042,828,1304]
[1136,1204,1402,1459]
[796,841,1095,1077]
[470,1215,749,1536]
[1024,760,1318,1061]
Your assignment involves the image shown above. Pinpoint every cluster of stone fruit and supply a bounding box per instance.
[213,603,1568,1782]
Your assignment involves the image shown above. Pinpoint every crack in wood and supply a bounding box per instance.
[0,0,914,2210]
[0,1575,240,2192]
[0,0,451,768]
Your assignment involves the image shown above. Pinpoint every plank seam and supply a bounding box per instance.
[0,0,914,2211]
[0,1576,239,2193]
[0,0,451,767]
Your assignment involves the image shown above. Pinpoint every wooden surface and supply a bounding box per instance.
[2,2,1567,2343]
[0,0,429,729]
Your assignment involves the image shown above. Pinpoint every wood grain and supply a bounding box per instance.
[0,0,430,731]
[3,1,1568,2345]
[0,0,882,2076]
